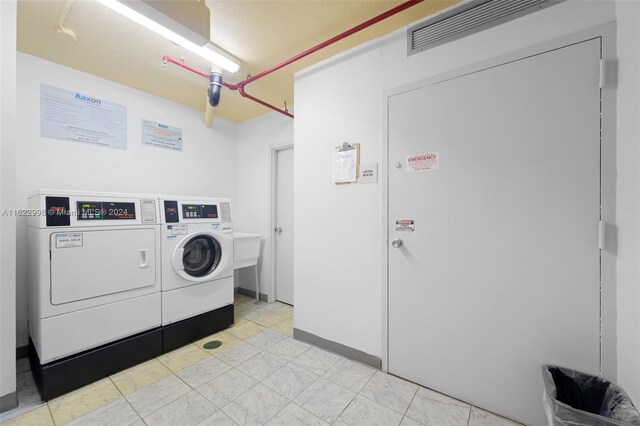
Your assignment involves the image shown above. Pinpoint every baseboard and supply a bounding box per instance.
[16,345,29,359]
[235,287,268,303]
[293,328,382,369]
[0,391,18,413]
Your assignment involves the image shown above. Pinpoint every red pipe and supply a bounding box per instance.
[163,55,293,117]
[243,0,423,85]
[163,55,238,90]
[163,56,209,79]
[162,0,423,118]
[238,87,294,118]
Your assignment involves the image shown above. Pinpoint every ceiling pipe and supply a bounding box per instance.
[56,0,77,41]
[241,0,423,86]
[162,0,423,119]
[163,55,293,118]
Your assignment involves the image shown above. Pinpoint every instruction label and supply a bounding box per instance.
[395,220,415,232]
[169,224,188,236]
[406,152,439,172]
[55,233,83,248]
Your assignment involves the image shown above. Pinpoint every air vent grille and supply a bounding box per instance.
[408,0,563,55]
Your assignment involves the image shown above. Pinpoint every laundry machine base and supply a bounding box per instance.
[29,327,163,401]
[162,304,234,353]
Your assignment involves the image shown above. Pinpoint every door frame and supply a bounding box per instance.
[268,142,294,304]
[380,23,617,378]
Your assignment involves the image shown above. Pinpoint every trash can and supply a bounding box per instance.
[542,365,640,426]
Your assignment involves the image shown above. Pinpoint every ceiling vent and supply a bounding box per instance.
[407,0,564,55]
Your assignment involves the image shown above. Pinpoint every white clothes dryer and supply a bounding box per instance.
[27,190,163,400]
[159,196,234,350]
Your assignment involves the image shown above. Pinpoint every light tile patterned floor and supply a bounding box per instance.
[0,295,520,426]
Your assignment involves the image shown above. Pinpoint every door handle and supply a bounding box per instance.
[139,249,150,268]
[391,239,403,248]
[275,227,283,234]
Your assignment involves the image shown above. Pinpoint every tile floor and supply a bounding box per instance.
[0,294,520,426]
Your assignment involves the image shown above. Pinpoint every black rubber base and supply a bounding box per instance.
[163,304,234,353]
[30,304,234,401]
[30,328,163,401]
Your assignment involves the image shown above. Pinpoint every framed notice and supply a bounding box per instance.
[40,84,127,149]
[141,120,183,151]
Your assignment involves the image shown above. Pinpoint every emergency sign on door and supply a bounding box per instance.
[406,152,439,172]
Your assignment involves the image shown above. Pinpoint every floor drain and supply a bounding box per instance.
[203,340,222,350]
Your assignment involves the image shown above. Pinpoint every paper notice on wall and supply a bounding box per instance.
[359,163,378,184]
[406,152,439,172]
[40,84,127,149]
[332,149,358,183]
[142,120,183,151]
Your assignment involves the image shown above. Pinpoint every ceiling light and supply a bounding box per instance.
[94,0,240,73]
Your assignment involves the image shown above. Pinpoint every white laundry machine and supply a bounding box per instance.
[27,190,163,400]
[159,196,234,351]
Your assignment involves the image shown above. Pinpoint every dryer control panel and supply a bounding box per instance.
[27,192,159,228]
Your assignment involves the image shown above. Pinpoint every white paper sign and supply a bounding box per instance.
[55,233,83,248]
[142,120,183,151]
[359,163,378,184]
[333,149,358,183]
[406,152,439,172]
[40,84,127,149]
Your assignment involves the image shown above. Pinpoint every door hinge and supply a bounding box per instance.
[599,220,605,250]
[599,59,618,89]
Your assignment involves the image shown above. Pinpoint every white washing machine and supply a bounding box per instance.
[159,196,234,350]
[27,190,163,399]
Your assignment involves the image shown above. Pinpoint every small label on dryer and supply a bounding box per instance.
[211,223,221,230]
[141,199,157,223]
[169,224,188,236]
[55,233,83,248]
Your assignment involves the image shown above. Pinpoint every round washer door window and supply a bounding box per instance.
[182,235,221,277]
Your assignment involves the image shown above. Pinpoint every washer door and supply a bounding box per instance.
[172,231,231,282]
[182,235,221,277]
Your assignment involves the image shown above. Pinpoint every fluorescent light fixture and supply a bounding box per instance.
[94,0,240,73]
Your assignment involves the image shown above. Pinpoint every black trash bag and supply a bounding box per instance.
[542,365,640,426]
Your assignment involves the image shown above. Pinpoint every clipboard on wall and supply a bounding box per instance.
[332,142,360,185]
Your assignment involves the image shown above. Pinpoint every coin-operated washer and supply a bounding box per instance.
[159,196,234,351]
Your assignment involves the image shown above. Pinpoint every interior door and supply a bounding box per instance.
[388,39,601,425]
[51,228,157,304]
[275,147,294,305]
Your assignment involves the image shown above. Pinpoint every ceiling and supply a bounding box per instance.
[17,0,458,123]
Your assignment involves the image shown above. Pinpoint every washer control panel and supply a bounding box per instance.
[182,204,218,219]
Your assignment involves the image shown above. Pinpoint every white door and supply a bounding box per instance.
[275,147,294,305]
[388,39,601,425]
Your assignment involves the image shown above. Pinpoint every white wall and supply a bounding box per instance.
[615,0,640,403]
[15,53,238,347]
[234,112,294,297]
[294,0,627,367]
[0,0,17,405]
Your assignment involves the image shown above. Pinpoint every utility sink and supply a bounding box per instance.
[232,232,261,269]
